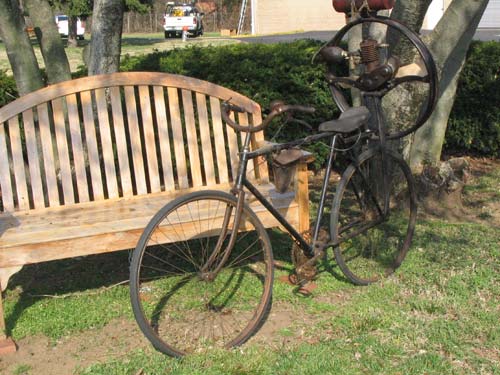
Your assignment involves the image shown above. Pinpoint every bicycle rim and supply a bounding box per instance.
[331,148,417,285]
[130,190,274,357]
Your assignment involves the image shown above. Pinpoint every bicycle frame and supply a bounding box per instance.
[227,95,391,261]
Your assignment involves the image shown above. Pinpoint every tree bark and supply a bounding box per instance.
[68,16,78,47]
[409,0,489,171]
[24,0,72,84]
[88,0,125,75]
[0,0,44,95]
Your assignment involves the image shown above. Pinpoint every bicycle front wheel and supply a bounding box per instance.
[130,191,274,357]
[330,148,417,285]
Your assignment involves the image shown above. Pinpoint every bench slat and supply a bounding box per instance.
[66,95,90,203]
[22,110,45,208]
[8,118,30,210]
[52,98,75,205]
[37,104,60,207]
[0,123,14,211]
[196,93,216,186]
[168,88,189,189]
[251,109,269,182]
[124,86,147,195]
[81,91,104,201]
[139,86,161,193]
[181,90,202,187]
[210,97,229,184]
[153,86,175,192]
[226,112,239,180]
[109,87,133,197]
[95,89,119,199]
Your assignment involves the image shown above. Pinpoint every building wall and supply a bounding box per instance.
[254,0,346,35]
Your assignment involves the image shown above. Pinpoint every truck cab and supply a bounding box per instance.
[163,3,204,38]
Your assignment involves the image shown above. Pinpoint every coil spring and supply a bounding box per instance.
[360,39,379,65]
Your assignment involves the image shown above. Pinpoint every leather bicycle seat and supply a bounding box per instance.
[319,106,371,133]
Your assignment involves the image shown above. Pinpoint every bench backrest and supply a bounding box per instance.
[0,72,268,212]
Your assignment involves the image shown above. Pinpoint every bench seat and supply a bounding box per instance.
[0,183,299,267]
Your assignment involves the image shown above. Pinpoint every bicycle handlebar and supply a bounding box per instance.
[221,101,316,133]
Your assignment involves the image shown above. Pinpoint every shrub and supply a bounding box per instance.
[446,41,500,156]
[0,70,17,107]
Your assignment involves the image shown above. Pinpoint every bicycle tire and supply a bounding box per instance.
[130,190,274,357]
[330,147,417,285]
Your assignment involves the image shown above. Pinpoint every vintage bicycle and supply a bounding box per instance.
[129,9,438,357]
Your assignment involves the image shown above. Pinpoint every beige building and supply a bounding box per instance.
[252,0,347,35]
[251,0,499,35]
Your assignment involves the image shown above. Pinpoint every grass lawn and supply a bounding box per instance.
[0,33,237,74]
[1,159,499,374]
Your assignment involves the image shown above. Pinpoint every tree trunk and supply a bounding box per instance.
[88,0,125,75]
[68,16,78,47]
[24,0,72,84]
[409,0,489,171]
[0,0,44,95]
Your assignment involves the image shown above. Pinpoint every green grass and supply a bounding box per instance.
[3,167,500,374]
[0,33,237,73]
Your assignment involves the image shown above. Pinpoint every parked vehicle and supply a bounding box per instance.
[163,3,204,38]
[55,15,85,40]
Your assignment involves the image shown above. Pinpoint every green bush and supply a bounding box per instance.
[0,70,17,107]
[446,41,500,156]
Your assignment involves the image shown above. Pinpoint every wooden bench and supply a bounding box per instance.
[0,72,310,350]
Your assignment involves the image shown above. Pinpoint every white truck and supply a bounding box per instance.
[55,15,86,40]
[163,3,204,38]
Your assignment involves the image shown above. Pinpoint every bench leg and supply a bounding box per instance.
[295,162,310,234]
[0,266,22,354]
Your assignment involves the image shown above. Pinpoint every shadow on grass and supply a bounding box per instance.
[5,250,131,336]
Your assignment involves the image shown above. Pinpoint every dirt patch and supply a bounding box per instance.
[0,318,150,375]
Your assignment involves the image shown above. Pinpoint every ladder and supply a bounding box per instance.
[237,0,248,35]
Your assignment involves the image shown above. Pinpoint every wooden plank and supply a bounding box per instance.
[0,72,260,125]
[139,86,160,193]
[225,112,239,180]
[251,109,269,182]
[109,87,133,197]
[195,93,216,186]
[95,89,118,199]
[37,103,60,207]
[8,118,29,210]
[52,98,75,205]
[153,86,175,191]
[209,97,229,184]
[22,110,45,208]
[181,89,202,187]
[167,87,188,189]
[66,94,90,203]
[235,112,256,180]
[124,86,147,195]
[0,123,14,211]
[81,91,104,201]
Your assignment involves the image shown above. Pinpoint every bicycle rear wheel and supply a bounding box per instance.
[130,190,274,357]
[330,148,417,285]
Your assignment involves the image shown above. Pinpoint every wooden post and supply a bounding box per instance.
[296,162,310,234]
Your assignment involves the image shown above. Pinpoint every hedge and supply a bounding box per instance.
[1,40,499,157]
[446,41,500,156]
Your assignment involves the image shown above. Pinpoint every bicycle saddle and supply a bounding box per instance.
[319,106,371,133]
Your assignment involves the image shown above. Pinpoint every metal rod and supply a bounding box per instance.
[312,135,337,246]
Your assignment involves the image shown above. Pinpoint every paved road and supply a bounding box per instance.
[237,29,500,44]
